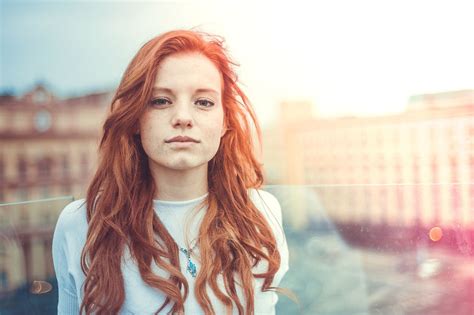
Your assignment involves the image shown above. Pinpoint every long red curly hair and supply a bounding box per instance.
[81,29,281,314]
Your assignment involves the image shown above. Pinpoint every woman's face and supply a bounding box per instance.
[138,53,226,174]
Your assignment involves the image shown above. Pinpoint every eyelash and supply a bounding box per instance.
[149,98,215,108]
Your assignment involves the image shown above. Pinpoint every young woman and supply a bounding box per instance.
[52,29,289,315]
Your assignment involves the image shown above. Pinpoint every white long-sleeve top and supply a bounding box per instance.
[52,188,289,314]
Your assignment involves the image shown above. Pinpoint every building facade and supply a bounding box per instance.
[0,84,111,294]
[263,90,474,232]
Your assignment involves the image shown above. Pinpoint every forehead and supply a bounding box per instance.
[154,53,223,93]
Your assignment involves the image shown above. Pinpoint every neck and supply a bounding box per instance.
[150,164,208,201]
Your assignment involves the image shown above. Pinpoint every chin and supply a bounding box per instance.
[168,160,206,171]
[170,164,196,171]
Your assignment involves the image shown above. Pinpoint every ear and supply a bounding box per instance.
[134,126,140,136]
[134,120,141,135]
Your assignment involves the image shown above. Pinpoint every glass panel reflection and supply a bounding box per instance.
[0,185,472,314]
[0,196,73,314]
[267,184,473,315]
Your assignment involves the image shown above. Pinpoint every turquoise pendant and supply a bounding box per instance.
[180,247,197,278]
[187,260,197,278]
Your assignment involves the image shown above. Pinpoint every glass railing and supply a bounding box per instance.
[0,196,74,314]
[266,184,473,315]
[0,185,472,315]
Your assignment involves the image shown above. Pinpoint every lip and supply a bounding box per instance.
[165,135,200,143]
[167,141,196,149]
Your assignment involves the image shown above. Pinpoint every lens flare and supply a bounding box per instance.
[429,226,443,242]
[30,280,53,294]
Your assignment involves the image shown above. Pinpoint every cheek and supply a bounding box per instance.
[198,115,222,148]
[207,122,225,151]
[139,132,153,158]
[139,113,163,137]
[139,120,161,153]
[208,114,224,139]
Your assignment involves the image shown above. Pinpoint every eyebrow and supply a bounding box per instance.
[152,87,220,96]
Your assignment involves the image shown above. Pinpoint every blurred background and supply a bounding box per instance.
[0,0,473,314]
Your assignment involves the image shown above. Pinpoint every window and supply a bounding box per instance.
[62,154,70,178]
[17,158,27,182]
[37,157,52,181]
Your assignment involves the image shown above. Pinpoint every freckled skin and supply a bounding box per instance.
[138,53,226,177]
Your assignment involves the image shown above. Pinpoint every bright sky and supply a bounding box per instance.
[1,0,473,125]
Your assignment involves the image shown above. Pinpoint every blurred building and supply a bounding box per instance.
[0,84,111,203]
[264,90,474,231]
[262,100,313,185]
[1,84,473,294]
[0,84,110,294]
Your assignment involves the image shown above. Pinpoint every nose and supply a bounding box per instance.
[171,102,193,129]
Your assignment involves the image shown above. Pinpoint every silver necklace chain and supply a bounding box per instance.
[154,207,201,278]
